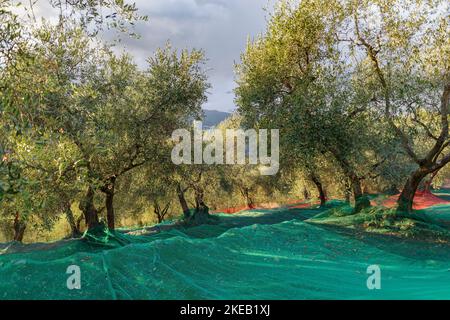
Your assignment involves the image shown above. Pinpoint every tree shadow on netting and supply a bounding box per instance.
[307,222,450,263]
[130,201,344,241]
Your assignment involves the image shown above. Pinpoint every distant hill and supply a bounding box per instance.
[202,109,231,128]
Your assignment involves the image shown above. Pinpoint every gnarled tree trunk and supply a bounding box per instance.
[13,212,26,242]
[422,169,441,193]
[350,173,370,213]
[397,168,429,213]
[154,201,171,224]
[79,187,100,230]
[192,188,210,223]
[99,176,117,230]
[331,150,370,213]
[64,203,81,238]
[310,173,326,206]
[105,191,115,230]
[241,187,255,209]
[177,184,190,219]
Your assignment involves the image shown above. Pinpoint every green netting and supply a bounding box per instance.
[1,200,450,300]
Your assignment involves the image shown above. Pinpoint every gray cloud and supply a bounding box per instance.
[17,0,274,112]
[112,0,274,112]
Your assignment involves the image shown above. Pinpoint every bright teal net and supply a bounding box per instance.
[1,200,450,300]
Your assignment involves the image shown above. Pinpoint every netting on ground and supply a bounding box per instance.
[1,197,450,300]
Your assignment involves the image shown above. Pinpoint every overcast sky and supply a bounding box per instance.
[26,0,274,113]
[120,0,274,112]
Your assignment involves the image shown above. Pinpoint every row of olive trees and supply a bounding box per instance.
[235,0,449,214]
[0,0,211,241]
[1,0,449,242]
[0,0,283,242]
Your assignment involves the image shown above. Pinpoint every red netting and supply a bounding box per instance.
[373,191,450,210]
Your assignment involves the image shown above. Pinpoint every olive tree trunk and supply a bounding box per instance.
[79,187,100,230]
[13,212,26,242]
[397,168,428,213]
[177,185,190,219]
[64,203,81,238]
[310,174,326,206]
